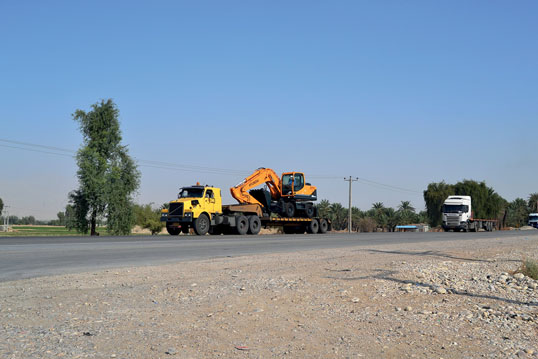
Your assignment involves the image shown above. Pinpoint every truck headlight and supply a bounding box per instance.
[184,212,192,217]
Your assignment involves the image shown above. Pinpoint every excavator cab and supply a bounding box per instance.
[281,172,317,201]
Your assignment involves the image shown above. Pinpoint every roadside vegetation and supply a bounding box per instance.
[518,258,538,280]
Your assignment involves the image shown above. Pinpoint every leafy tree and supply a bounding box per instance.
[358,217,376,232]
[371,202,387,230]
[506,198,529,228]
[56,211,66,226]
[0,197,3,217]
[423,181,455,227]
[69,99,140,235]
[528,193,538,213]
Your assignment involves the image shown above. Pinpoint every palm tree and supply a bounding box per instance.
[397,201,415,213]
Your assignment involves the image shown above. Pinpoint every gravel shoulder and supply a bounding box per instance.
[1,233,538,358]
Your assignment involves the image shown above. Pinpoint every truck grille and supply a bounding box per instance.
[168,202,183,217]
[446,215,460,226]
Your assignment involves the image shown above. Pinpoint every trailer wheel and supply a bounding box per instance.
[284,202,296,218]
[319,219,328,234]
[248,215,261,235]
[193,214,210,235]
[235,215,249,235]
[167,226,180,235]
[307,219,319,234]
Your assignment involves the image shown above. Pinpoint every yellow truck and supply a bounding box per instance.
[161,183,331,236]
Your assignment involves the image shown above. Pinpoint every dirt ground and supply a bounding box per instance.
[1,234,538,358]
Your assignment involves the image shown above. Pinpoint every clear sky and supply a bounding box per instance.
[1,1,537,219]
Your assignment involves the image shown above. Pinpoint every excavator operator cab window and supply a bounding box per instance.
[282,174,293,195]
[293,173,304,191]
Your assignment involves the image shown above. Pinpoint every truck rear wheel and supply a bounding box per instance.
[307,219,319,234]
[248,215,261,235]
[235,215,248,235]
[167,226,180,235]
[319,219,328,234]
[193,214,210,235]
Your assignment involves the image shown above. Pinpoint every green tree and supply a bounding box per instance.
[69,99,140,235]
[0,197,3,217]
[423,181,455,227]
[506,198,529,228]
[528,193,538,213]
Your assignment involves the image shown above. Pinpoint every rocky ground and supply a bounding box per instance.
[1,233,537,358]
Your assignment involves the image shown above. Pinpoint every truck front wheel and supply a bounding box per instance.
[193,214,210,235]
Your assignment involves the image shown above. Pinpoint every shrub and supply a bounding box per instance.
[519,258,538,280]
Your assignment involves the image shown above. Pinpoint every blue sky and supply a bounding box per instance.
[1,1,537,219]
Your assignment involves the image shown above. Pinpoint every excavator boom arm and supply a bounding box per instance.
[230,168,281,205]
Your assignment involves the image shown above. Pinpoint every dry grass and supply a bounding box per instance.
[518,258,538,280]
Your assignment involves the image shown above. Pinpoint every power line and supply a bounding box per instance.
[0,138,424,194]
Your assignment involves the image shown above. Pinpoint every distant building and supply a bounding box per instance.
[395,224,430,232]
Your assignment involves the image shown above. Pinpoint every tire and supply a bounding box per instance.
[235,215,248,235]
[248,215,261,235]
[319,219,328,234]
[167,226,180,235]
[193,214,210,235]
[284,202,296,218]
[307,219,319,234]
[305,203,314,218]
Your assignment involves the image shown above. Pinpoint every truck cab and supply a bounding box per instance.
[441,196,472,232]
[529,213,538,229]
[161,185,223,235]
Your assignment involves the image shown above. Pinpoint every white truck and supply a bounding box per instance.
[441,196,497,232]
[529,213,538,229]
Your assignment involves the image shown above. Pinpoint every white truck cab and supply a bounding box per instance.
[442,196,472,231]
[529,213,538,229]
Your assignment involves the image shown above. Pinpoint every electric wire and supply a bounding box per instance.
[0,138,423,194]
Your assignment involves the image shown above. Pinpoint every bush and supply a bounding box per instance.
[358,217,377,232]
[134,203,163,235]
[519,258,538,280]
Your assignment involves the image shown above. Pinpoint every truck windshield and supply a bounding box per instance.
[178,188,204,198]
[442,204,469,213]
[529,215,538,221]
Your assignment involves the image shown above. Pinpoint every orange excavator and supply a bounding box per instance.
[230,168,318,218]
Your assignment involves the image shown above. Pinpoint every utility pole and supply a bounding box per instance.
[344,176,358,233]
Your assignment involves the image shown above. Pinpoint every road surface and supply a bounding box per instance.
[0,231,534,282]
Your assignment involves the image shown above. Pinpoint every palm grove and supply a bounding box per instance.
[2,100,536,234]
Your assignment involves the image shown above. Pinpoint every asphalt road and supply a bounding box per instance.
[0,231,535,282]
